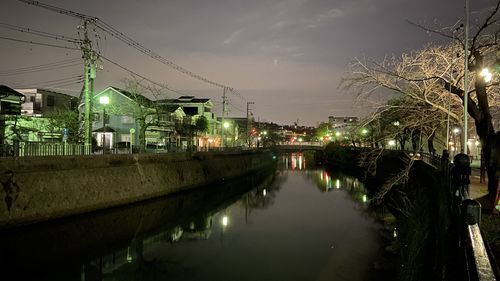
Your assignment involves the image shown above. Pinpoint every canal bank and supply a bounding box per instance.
[0,150,276,228]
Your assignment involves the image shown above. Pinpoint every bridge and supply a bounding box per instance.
[273,142,324,152]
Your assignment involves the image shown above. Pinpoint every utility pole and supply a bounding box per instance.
[246,101,254,147]
[80,20,98,147]
[221,87,227,148]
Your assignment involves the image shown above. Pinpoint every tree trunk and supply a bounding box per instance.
[427,131,436,155]
[138,118,147,152]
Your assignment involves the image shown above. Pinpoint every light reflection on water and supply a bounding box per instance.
[2,153,386,281]
[84,154,382,281]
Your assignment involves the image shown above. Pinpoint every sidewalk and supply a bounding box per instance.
[470,167,489,199]
[470,167,496,210]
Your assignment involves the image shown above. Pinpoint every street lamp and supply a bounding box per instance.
[99,96,109,152]
[481,68,492,83]
[446,25,461,153]
[388,140,396,147]
[221,121,230,148]
[463,0,470,154]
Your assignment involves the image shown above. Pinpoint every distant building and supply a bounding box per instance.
[16,88,78,116]
[328,116,359,129]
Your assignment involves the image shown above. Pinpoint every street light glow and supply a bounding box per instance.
[481,68,492,83]
[222,216,228,226]
[223,121,230,129]
[388,140,396,146]
[99,96,110,105]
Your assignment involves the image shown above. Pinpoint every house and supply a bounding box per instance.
[148,103,186,149]
[4,88,79,142]
[157,96,219,149]
[16,88,78,116]
[0,85,24,146]
[93,86,155,150]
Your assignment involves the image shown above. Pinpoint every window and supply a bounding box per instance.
[29,96,36,102]
[121,115,134,124]
[46,95,55,106]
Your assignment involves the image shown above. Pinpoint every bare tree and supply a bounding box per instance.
[106,77,167,151]
[341,2,500,195]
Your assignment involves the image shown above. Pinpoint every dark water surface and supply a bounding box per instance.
[1,153,387,281]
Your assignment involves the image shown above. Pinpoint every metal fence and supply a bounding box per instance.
[0,142,254,157]
[422,152,499,281]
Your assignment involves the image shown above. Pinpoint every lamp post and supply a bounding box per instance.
[99,96,109,152]
[463,0,469,154]
[446,25,462,152]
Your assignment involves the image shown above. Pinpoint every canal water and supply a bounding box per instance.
[0,152,390,281]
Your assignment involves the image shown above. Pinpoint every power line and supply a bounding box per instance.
[100,54,187,97]
[18,0,95,21]
[16,1,243,93]
[0,59,81,76]
[15,75,83,86]
[0,22,81,43]
[12,76,83,88]
[228,101,246,114]
[229,89,248,102]
[16,0,250,103]
[95,20,232,90]
[0,35,80,50]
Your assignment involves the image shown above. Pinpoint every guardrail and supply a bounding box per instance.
[422,151,499,280]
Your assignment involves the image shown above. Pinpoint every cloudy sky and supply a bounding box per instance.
[0,0,494,125]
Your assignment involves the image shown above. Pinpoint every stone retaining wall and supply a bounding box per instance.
[0,150,275,228]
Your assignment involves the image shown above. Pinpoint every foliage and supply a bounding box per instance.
[107,77,168,151]
[45,108,80,142]
[194,115,209,134]
[314,122,329,140]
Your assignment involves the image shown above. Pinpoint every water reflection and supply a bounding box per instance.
[1,154,387,281]
[283,152,307,170]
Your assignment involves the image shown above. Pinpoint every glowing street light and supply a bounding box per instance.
[388,140,396,147]
[221,215,229,227]
[481,68,492,83]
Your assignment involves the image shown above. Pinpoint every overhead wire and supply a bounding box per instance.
[0,22,81,43]
[15,0,251,106]
[16,0,249,101]
[17,75,83,86]
[100,54,187,97]
[0,35,80,50]
[0,58,81,76]
[228,101,246,114]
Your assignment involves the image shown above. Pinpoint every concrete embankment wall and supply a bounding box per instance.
[0,150,275,228]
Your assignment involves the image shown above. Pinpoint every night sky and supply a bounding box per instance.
[0,0,494,125]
